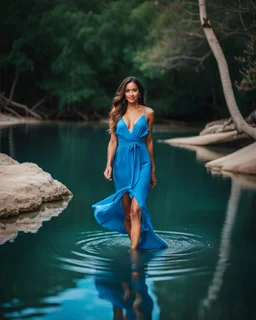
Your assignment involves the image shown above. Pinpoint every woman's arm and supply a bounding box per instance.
[145,108,157,188]
[104,131,118,181]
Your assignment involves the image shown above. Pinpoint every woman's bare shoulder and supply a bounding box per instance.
[145,106,155,117]
[145,106,154,112]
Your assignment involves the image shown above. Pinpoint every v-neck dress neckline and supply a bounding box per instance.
[122,114,145,134]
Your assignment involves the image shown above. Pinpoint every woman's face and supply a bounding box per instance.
[125,82,139,104]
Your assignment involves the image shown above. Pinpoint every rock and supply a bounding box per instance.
[0,153,72,218]
[205,142,256,175]
[159,133,256,176]
[200,110,256,136]
[200,122,236,135]
[0,153,19,165]
[159,131,238,146]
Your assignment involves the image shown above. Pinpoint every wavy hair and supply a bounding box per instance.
[109,76,146,133]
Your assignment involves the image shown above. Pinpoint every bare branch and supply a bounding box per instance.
[183,9,200,16]
[165,53,210,63]
[0,93,42,119]
[183,32,205,38]
[249,0,256,10]
[31,96,48,111]
[238,0,249,31]
[1,105,22,118]
[148,50,212,71]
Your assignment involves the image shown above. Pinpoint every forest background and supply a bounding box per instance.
[0,0,255,122]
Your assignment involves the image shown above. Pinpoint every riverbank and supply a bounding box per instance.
[0,112,41,127]
[160,132,256,175]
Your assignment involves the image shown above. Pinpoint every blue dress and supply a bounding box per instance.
[92,110,168,249]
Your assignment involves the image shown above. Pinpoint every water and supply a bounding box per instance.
[0,123,255,320]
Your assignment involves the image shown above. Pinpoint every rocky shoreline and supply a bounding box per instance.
[159,114,256,176]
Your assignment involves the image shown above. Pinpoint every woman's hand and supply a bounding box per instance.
[151,170,157,188]
[104,165,112,181]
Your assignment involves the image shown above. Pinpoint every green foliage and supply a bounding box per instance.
[133,0,256,118]
[0,0,255,120]
[235,41,256,92]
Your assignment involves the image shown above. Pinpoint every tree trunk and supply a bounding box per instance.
[0,93,42,120]
[198,0,256,140]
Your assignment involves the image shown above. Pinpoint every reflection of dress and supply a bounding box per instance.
[95,275,153,320]
[92,109,168,249]
[95,249,155,320]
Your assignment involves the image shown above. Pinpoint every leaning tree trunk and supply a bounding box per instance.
[198,0,256,140]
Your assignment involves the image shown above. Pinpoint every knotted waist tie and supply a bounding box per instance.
[118,141,144,148]
[118,141,144,188]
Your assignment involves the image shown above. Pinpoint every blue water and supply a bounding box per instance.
[0,123,255,320]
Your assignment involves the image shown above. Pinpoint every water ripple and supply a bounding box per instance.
[56,231,214,281]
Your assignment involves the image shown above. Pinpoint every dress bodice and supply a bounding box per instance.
[115,115,149,143]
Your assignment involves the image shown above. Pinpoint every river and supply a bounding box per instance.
[0,123,255,320]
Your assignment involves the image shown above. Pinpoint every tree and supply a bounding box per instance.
[134,0,256,120]
[198,0,256,140]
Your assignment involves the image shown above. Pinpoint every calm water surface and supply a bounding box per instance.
[0,123,255,320]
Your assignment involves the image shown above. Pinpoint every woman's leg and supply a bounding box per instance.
[130,197,142,249]
[113,306,124,320]
[122,192,131,238]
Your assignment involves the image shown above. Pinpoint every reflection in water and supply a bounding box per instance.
[157,143,230,162]
[53,230,213,319]
[0,126,15,158]
[95,249,155,320]
[1,124,256,319]
[218,171,256,191]
[0,196,72,245]
[199,180,241,318]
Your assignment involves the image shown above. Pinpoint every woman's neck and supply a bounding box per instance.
[127,102,140,109]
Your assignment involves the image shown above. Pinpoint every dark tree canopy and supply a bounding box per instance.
[0,0,255,121]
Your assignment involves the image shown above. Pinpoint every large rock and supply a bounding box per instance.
[159,131,237,146]
[0,153,72,217]
[205,142,256,175]
[200,110,256,135]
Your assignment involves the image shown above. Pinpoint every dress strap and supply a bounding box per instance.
[144,106,147,115]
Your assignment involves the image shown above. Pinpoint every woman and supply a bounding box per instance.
[92,76,168,250]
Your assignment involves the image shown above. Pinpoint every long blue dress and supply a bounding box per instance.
[92,109,168,249]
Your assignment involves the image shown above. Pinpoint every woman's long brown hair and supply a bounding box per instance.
[109,76,146,133]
